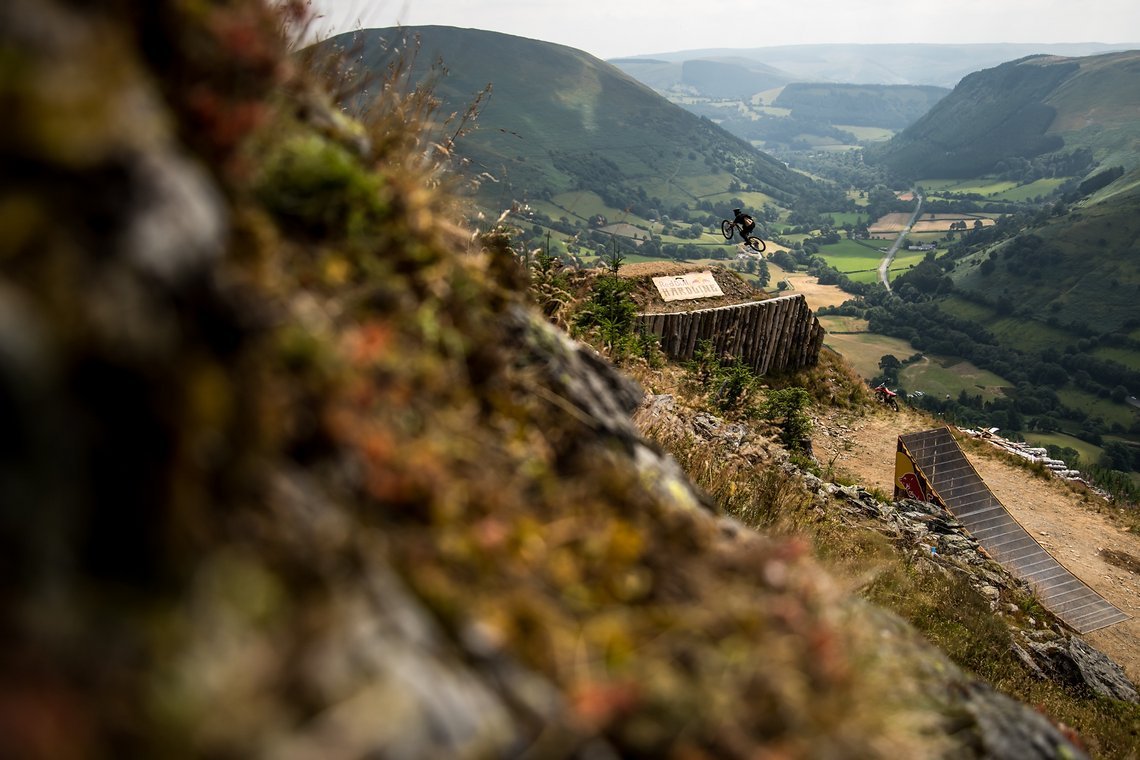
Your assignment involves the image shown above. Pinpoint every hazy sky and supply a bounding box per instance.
[297,0,1140,59]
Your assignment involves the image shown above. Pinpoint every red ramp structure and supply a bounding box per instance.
[896,427,1130,634]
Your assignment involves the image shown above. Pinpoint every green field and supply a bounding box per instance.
[1093,345,1140,372]
[919,178,1018,195]
[664,175,778,210]
[985,318,1072,353]
[938,295,997,322]
[820,300,1015,401]
[823,331,916,380]
[888,250,927,274]
[846,269,883,284]
[991,178,1067,201]
[821,212,868,227]
[903,232,946,244]
[817,239,882,273]
[548,190,613,219]
[932,298,1140,432]
[918,177,1067,202]
[938,298,1074,353]
[619,252,675,265]
[899,355,1010,402]
[1020,431,1104,467]
[1057,387,1140,429]
[818,315,870,333]
[834,125,894,142]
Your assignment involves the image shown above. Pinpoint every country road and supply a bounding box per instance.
[878,191,924,292]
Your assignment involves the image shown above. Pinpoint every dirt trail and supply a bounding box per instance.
[814,406,1140,682]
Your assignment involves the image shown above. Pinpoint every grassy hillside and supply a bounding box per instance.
[773,82,949,130]
[318,26,824,218]
[861,166,1140,464]
[1046,51,1140,169]
[948,168,1140,334]
[679,58,792,98]
[868,51,1140,180]
[607,57,686,91]
[867,55,1077,178]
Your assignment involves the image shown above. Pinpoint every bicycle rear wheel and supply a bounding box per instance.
[720,219,734,240]
[745,236,766,253]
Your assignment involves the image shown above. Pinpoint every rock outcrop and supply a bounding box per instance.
[0,2,1114,758]
[636,397,1111,759]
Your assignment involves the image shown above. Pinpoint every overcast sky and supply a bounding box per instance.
[296,0,1140,59]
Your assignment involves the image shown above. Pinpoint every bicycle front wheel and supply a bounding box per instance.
[720,219,734,240]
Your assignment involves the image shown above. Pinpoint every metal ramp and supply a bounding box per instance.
[897,427,1130,634]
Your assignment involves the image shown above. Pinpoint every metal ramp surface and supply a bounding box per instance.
[898,427,1130,634]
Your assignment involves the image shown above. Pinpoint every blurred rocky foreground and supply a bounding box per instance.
[0,2,1097,758]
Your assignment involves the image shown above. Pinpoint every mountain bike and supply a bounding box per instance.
[721,218,766,253]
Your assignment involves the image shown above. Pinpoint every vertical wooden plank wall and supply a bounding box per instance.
[637,294,824,374]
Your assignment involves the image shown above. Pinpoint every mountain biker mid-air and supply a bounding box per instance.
[732,208,756,239]
[720,208,766,253]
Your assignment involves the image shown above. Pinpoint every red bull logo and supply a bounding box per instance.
[894,449,927,501]
[898,471,925,501]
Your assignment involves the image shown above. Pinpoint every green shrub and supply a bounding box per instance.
[762,387,813,450]
[573,273,638,353]
[686,340,760,414]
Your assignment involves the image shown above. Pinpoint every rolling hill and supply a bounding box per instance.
[867,50,1140,180]
[316,26,828,218]
[945,165,1140,336]
[874,165,1140,457]
[772,82,949,130]
[609,56,796,97]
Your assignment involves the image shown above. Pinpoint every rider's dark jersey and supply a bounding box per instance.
[734,211,755,235]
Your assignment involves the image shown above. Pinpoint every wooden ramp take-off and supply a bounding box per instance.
[637,294,824,376]
[897,427,1130,634]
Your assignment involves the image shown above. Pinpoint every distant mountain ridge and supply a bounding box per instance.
[613,42,1140,88]
[610,56,797,98]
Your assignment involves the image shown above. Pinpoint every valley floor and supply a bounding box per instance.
[814,405,1140,682]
